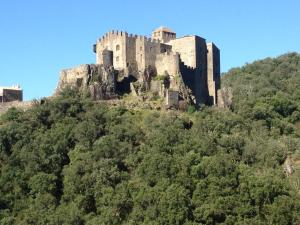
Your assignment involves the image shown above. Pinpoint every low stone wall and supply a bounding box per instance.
[0,101,33,115]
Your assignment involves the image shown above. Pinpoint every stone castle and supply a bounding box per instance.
[56,27,220,107]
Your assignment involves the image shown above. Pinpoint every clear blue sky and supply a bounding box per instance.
[1,0,300,100]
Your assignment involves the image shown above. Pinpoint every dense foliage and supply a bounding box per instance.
[1,53,300,224]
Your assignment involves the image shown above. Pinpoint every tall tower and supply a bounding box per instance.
[206,43,220,105]
[152,26,176,43]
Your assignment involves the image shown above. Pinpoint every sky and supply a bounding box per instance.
[0,0,300,100]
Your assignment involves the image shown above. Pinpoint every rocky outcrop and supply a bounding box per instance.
[217,87,233,109]
[55,64,118,100]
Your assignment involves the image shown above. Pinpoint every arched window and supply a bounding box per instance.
[116,44,120,51]
[116,56,119,62]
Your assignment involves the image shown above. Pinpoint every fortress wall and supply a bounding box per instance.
[126,36,137,67]
[194,36,209,105]
[168,36,198,68]
[169,35,209,105]
[155,52,180,77]
[179,62,196,91]
[0,101,32,115]
[207,43,220,105]
[144,38,161,68]
[135,36,146,72]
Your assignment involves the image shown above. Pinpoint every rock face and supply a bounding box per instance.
[217,87,233,109]
[56,64,118,100]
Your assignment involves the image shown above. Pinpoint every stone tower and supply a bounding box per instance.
[207,43,220,105]
[152,26,176,43]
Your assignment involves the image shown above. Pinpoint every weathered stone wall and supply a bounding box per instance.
[194,36,209,105]
[102,49,113,68]
[56,64,90,93]
[0,101,32,115]
[166,90,179,108]
[155,52,180,77]
[179,62,195,92]
[126,35,137,69]
[150,80,164,96]
[207,43,220,105]
[168,36,198,68]
[144,38,161,68]
[135,36,146,72]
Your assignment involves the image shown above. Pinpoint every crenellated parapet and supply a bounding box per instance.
[97,31,162,45]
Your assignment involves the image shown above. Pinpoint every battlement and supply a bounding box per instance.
[179,61,195,70]
[97,30,162,45]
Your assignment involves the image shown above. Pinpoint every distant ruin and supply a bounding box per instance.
[0,85,23,103]
[56,27,220,108]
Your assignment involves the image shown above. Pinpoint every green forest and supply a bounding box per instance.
[1,53,300,224]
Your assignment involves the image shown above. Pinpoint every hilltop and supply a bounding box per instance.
[0,53,300,224]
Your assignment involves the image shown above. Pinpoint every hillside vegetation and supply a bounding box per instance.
[0,53,300,225]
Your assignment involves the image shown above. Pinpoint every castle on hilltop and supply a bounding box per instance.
[57,27,220,107]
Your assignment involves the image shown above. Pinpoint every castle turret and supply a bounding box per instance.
[152,26,176,43]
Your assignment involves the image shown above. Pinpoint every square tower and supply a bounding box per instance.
[152,27,176,43]
[207,43,220,105]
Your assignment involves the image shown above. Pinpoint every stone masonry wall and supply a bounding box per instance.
[155,52,180,77]
[56,64,91,93]
[194,36,209,105]
[168,36,198,68]
[207,43,220,105]
[0,101,32,115]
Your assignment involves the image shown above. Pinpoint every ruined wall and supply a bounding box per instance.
[207,43,220,105]
[57,64,91,92]
[0,101,32,115]
[155,52,180,77]
[166,90,179,108]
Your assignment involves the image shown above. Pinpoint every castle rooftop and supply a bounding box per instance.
[153,26,175,33]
